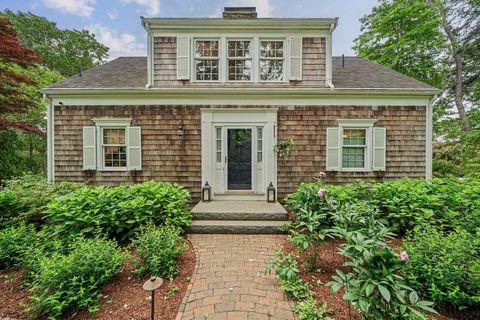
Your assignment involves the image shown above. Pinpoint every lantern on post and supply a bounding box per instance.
[202,181,211,202]
[143,276,163,320]
[267,182,276,203]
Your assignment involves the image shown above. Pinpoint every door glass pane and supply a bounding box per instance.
[227,129,252,190]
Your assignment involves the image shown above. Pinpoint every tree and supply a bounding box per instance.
[353,0,447,89]
[0,10,109,77]
[0,17,43,134]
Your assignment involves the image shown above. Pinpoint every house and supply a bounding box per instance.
[42,7,438,203]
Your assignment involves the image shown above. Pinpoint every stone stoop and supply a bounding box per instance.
[188,200,289,234]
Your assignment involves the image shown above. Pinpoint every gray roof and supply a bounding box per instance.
[47,56,436,91]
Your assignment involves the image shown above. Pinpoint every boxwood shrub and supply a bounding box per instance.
[46,180,192,241]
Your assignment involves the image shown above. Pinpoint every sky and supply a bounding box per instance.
[0,0,379,60]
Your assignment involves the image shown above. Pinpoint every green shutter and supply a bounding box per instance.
[326,128,341,171]
[289,36,302,81]
[83,126,96,170]
[372,128,386,171]
[177,36,190,80]
[128,127,142,170]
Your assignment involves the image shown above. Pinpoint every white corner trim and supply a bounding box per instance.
[45,94,55,182]
[425,96,435,179]
[325,23,334,87]
[336,119,377,127]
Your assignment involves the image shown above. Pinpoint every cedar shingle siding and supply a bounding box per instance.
[54,105,425,201]
[152,37,326,87]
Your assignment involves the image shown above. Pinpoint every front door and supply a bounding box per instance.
[227,128,252,190]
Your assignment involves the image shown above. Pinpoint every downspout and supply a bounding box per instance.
[325,21,336,91]
[142,19,153,89]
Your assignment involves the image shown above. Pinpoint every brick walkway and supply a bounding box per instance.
[176,234,296,320]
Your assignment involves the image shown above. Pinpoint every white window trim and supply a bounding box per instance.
[337,119,376,172]
[258,38,286,83]
[192,38,221,83]
[191,36,289,84]
[226,38,254,83]
[92,118,131,171]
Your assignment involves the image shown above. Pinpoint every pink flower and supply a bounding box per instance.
[400,251,409,263]
[319,172,327,178]
[317,188,327,198]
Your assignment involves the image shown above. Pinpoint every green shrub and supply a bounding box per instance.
[28,237,125,317]
[46,181,191,241]
[0,175,83,227]
[0,223,37,269]
[131,224,187,279]
[293,299,333,320]
[403,225,480,310]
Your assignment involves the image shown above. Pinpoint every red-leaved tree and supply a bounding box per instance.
[0,17,44,134]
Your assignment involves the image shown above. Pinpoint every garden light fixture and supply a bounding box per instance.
[143,276,164,320]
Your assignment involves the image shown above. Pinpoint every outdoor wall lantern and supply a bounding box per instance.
[267,182,276,203]
[202,181,212,202]
[143,276,163,320]
[176,120,185,136]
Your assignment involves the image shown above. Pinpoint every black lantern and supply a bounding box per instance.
[176,120,185,136]
[267,182,276,203]
[202,181,211,202]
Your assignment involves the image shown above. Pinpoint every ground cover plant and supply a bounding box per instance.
[46,180,191,241]
[282,174,480,319]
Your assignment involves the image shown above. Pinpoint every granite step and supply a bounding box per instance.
[187,220,287,234]
[191,200,289,221]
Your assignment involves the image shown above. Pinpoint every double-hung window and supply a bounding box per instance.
[342,129,367,169]
[102,128,127,168]
[326,120,386,172]
[259,40,284,81]
[227,40,252,81]
[195,40,219,81]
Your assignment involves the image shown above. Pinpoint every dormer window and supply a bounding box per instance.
[260,40,284,81]
[195,40,219,81]
[227,40,252,81]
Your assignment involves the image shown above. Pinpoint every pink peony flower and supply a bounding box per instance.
[400,251,409,263]
[319,172,327,178]
[317,188,327,198]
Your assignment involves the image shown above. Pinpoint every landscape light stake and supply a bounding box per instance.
[143,276,164,320]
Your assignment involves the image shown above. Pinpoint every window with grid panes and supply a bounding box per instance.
[195,40,219,81]
[102,128,127,168]
[260,41,284,81]
[216,127,222,162]
[227,40,252,81]
[257,127,263,162]
[342,129,367,169]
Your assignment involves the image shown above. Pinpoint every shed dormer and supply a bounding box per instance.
[141,7,338,88]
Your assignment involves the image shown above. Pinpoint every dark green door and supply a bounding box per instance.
[227,128,252,190]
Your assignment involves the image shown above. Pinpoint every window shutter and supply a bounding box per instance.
[289,36,302,81]
[177,36,190,80]
[83,126,96,170]
[372,128,386,171]
[128,127,142,170]
[326,128,341,171]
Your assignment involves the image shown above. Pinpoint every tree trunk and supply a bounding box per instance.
[441,6,471,132]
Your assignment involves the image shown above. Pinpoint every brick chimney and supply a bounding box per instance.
[223,7,257,19]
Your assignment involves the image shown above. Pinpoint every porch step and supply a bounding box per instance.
[191,201,288,221]
[188,220,286,234]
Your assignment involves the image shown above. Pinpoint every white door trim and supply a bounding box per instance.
[201,108,277,200]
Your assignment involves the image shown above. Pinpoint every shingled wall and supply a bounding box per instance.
[53,105,426,202]
[152,36,326,87]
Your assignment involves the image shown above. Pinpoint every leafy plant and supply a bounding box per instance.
[328,248,437,319]
[274,138,294,158]
[0,223,37,269]
[403,225,480,310]
[293,298,334,320]
[131,224,187,279]
[46,181,191,241]
[27,237,125,317]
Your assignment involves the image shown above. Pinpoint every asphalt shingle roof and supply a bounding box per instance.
[47,56,436,91]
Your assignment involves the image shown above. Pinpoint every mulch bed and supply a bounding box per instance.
[282,238,479,320]
[0,240,196,320]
